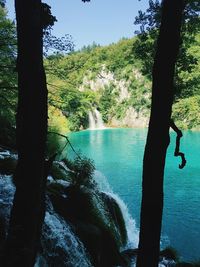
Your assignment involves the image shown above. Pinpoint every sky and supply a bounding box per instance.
[5,0,149,50]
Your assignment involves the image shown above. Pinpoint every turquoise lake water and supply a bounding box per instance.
[67,128,200,262]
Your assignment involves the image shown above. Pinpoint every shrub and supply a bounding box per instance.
[172,96,200,129]
[62,155,96,188]
[47,105,69,157]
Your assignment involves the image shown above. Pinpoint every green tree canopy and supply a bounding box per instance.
[133,0,200,98]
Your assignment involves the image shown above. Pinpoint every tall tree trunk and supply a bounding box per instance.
[2,0,48,266]
[136,1,184,267]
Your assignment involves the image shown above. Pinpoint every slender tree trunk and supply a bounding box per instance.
[2,1,48,266]
[136,1,184,267]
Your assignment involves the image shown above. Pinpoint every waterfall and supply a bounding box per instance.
[88,108,105,129]
[93,170,139,249]
[93,170,175,267]
[0,174,92,267]
[0,148,92,267]
[36,196,92,267]
[88,110,96,129]
[94,109,104,129]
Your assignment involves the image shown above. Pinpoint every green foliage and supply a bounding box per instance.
[46,37,152,129]
[46,105,69,156]
[62,156,96,188]
[0,6,17,141]
[0,3,198,147]
[1,2,199,135]
[59,155,128,250]
[50,161,72,182]
[133,0,200,98]
[172,96,200,129]
[50,153,128,251]
[99,83,118,122]
[177,35,200,98]
[46,27,200,130]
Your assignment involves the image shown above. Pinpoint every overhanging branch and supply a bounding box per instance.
[47,131,81,159]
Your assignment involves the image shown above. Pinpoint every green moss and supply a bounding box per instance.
[50,162,71,182]
[100,192,127,247]
[53,186,127,266]
[49,155,128,265]
[62,156,96,188]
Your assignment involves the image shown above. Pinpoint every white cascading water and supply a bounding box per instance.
[88,111,96,130]
[0,174,92,267]
[94,109,104,129]
[93,170,139,249]
[88,108,105,129]
[93,170,176,267]
[36,194,92,267]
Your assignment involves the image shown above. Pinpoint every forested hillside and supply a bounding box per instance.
[0,5,200,152]
[46,38,151,132]
[46,35,200,132]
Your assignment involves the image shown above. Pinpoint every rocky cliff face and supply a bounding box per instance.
[110,107,149,128]
[80,66,150,128]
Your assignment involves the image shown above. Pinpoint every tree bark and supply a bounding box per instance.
[2,1,48,266]
[136,1,184,267]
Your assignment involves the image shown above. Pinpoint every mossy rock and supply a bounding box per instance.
[0,158,17,175]
[50,162,72,182]
[61,186,127,248]
[50,186,127,267]
[100,192,127,247]
[47,182,67,196]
